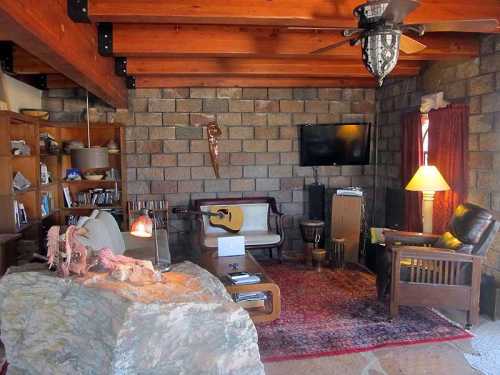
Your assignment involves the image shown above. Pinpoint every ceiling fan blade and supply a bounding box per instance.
[382,0,420,24]
[311,38,352,54]
[400,34,426,54]
[287,26,347,31]
[412,19,499,33]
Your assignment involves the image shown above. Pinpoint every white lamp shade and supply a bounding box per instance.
[71,147,109,170]
[405,165,451,192]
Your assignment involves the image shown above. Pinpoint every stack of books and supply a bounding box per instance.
[228,271,261,285]
[234,292,268,309]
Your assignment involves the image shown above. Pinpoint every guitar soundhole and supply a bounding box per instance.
[217,209,231,220]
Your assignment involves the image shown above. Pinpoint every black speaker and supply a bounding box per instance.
[308,184,325,220]
[385,188,405,230]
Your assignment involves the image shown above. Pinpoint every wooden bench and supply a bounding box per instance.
[194,197,285,261]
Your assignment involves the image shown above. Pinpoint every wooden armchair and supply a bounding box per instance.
[384,203,499,327]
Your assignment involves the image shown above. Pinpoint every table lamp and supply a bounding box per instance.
[405,165,450,233]
[130,209,171,272]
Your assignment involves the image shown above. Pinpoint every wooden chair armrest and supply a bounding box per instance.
[392,245,480,262]
[384,230,440,245]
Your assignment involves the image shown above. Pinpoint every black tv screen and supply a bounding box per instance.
[300,123,371,166]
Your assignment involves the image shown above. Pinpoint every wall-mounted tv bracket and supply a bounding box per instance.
[115,57,127,76]
[67,0,90,23]
[98,23,113,56]
[126,76,136,89]
[0,42,13,74]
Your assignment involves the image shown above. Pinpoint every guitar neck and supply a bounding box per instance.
[172,207,222,218]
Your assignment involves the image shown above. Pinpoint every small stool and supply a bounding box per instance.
[299,220,324,267]
[329,238,345,269]
[312,248,327,272]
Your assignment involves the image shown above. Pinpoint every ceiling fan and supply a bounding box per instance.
[293,0,498,85]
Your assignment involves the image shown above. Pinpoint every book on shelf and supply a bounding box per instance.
[40,191,53,217]
[13,200,28,227]
[62,185,72,208]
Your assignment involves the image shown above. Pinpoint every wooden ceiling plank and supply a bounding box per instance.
[135,76,377,88]
[13,46,57,75]
[0,1,127,108]
[112,25,479,60]
[126,57,421,77]
[88,0,500,27]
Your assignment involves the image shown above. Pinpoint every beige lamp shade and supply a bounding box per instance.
[130,213,153,238]
[405,165,450,192]
[71,147,109,170]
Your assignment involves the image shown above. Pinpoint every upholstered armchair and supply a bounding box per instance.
[381,203,499,327]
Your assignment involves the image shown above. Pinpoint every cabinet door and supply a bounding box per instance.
[331,195,362,263]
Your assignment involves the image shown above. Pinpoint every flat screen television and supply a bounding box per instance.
[300,123,371,166]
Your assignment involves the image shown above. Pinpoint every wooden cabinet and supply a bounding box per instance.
[330,195,362,263]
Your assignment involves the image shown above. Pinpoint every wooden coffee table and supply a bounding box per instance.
[199,250,281,324]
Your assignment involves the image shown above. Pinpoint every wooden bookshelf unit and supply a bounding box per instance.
[0,110,127,238]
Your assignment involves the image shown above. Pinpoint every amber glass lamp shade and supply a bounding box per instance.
[130,214,153,238]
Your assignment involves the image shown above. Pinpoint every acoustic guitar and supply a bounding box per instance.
[173,205,244,233]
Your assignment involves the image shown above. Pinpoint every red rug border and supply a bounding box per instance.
[261,332,473,363]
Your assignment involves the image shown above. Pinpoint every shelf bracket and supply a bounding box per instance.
[126,76,136,89]
[115,57,127,76]
[67,0,90,23]
[98,23,113,56]
[32,74,48,90]
[0,42,13,74]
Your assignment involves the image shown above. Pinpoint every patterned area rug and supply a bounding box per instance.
[256,263,472,362]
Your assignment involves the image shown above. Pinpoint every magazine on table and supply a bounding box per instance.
[227,271,261,285]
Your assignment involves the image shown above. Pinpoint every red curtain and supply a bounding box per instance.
[401,111,423,232]
[428,104,469,233]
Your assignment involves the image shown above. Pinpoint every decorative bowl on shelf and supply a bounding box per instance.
[83,173,105,181]
[20,109,49,120]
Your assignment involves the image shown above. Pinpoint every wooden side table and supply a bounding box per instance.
[199,250,281,324]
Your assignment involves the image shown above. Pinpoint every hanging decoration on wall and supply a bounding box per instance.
[207,121,222,178]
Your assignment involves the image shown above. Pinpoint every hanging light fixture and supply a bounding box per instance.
[360,29,400,86]
[354,1,400,86]
[71,91,109,170]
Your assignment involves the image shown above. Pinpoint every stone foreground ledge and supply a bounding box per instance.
[0,261,264,375]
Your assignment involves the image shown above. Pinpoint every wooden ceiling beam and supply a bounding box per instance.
[0,1,127,108]
[112,25,479,60]
[13,46,57,75]
[135,76,377,88]
[126,57,422,78]
[46,74,78,89]
[88,0,500,28]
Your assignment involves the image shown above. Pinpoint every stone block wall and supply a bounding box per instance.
[43,87,376,259]
[376,34,500,279]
